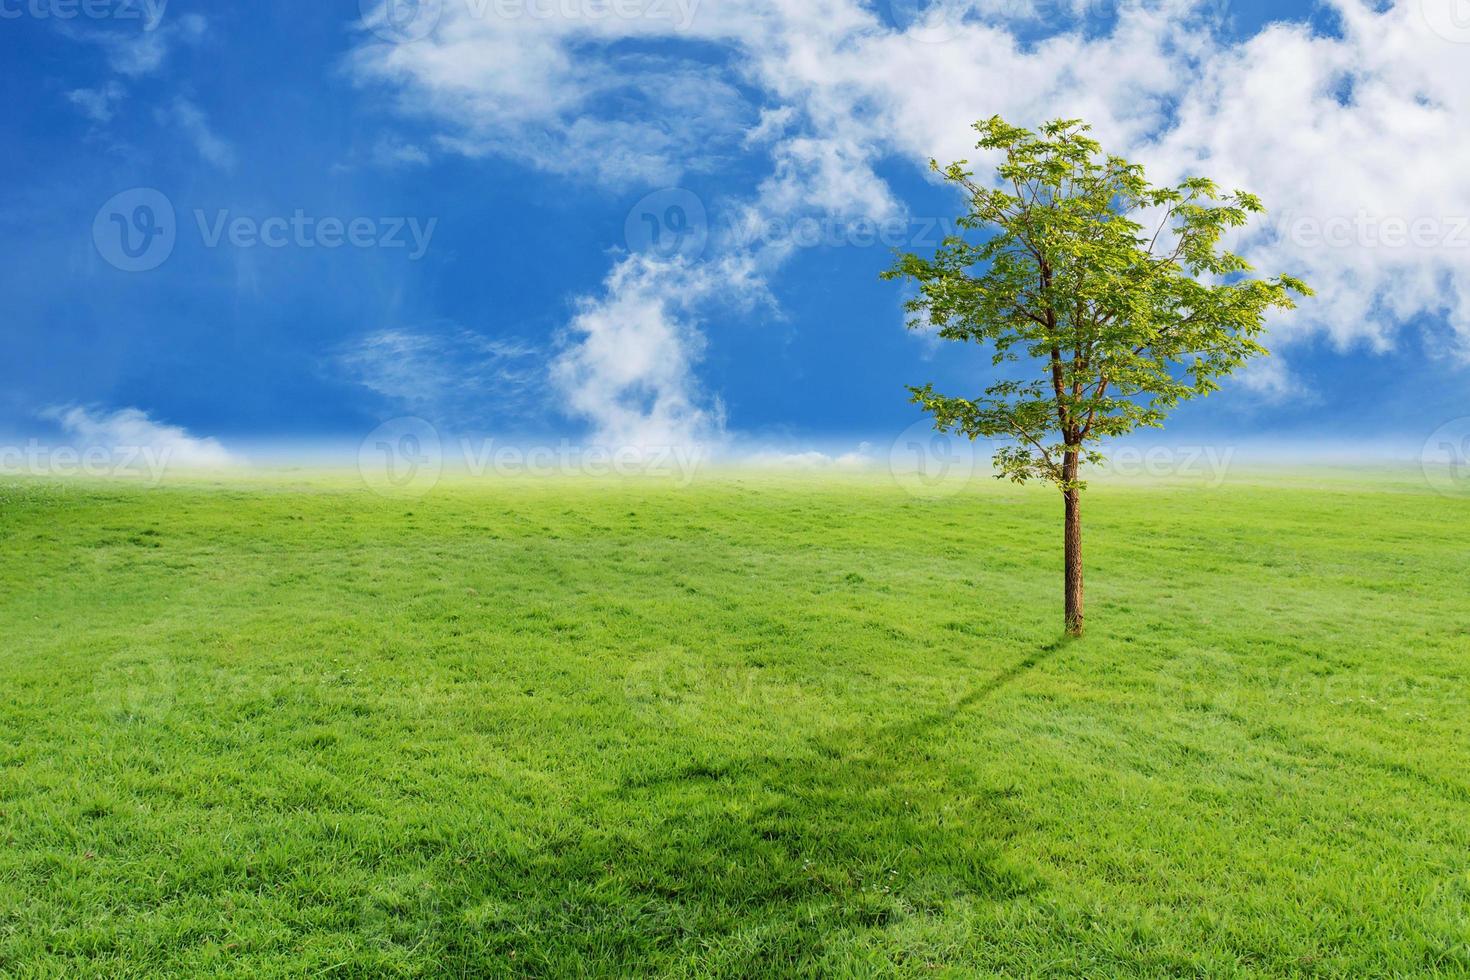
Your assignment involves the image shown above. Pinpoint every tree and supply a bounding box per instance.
[884,117,1311,637]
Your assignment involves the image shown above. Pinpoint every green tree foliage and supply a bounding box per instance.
[885,116,1311,634]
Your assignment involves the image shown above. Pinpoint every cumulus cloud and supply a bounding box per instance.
[351,0,1470,443]
[40,405,237,469]
[550,254,768,449]
[1146,3,1470,360]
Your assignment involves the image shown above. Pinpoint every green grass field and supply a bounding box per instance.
[2,469,1467,977]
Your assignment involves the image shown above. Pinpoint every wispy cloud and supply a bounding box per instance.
[349,11,752,189]
[744,445,875,470]
[66,81,127,123]
[1236,354,1320,409]
[58,13,213,155]
[83,12,207,77]
[372,137,430,169]
[157,96,236,171]
[337,326,544,429]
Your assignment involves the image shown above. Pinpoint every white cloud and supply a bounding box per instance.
[744,444,875,469]
[1236,354,1311,406]
[157,97,236,171]
[350,9,753,188]
[60,17,228,175]
[352,0,1470,441]
[549,253,767,449]
[337,326,543,427]
[66,82,127,123]
[84,13,207,77]
[372,137,431,168]
[40,405,237,469]
[1145,2,1470,360]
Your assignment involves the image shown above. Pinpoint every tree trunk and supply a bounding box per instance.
[1063,452,1084,637]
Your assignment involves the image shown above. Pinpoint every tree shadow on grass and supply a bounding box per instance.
[420,642,1065,976]
[875,637,1070,745]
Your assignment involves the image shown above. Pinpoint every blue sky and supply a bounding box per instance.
[4,0,1468,463]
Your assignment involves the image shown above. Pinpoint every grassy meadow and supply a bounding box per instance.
[1,468,1467,976]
